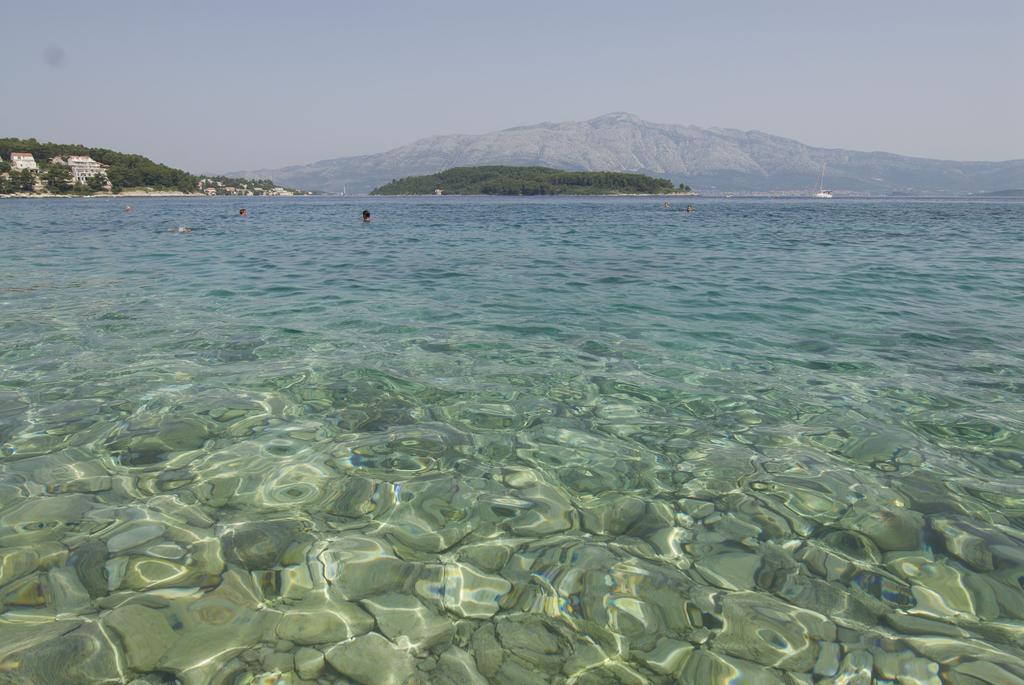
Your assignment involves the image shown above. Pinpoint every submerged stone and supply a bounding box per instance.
[320,536,417,600]
[438,562,511,619]
[0,494,93,545]
[0,623,122,685]
[0,547,39,587]
[324,632,415,685]
[293,646,325,680]
[433,647,488,685]
[104,604,177,671]
[47,565,93,614]
[636,637,693,676]
[275,601,373,644]
[714,592,825,672]
[838,502,924,553]
[107,523,166,554]
[222,520,312,570]
[677,648,787,685]
[362,593,455,653]
[694,552,763,591]
[66,539,108,599]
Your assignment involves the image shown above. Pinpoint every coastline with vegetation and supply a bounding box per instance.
[371,165,693,196]
[0,138,312,198]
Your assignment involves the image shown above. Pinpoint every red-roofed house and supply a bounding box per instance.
[10,153,38,171]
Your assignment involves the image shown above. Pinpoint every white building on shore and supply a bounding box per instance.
[51,155,109,185]
[68,156,107,184]
[10,153,38,171]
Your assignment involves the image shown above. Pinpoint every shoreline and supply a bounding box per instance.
[0,191,318,199]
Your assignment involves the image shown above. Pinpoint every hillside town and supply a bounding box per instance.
[2,151,111,192]
[196,177,300,196]
[1,151,304,196]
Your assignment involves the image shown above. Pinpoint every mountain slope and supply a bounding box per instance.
[231,113,1024,194]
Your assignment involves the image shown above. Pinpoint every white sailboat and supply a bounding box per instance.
[814,163,833,199]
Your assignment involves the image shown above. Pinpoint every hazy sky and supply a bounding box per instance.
[4,0,1022,172]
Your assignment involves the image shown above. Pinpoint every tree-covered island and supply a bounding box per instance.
[371,166,692,196]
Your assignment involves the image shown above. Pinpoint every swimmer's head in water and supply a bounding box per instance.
[362,210,371,221]
[239,208,248,216]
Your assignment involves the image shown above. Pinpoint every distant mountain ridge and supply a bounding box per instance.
[230,113,1024,195]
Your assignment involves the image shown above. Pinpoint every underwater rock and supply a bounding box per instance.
[579,494,647,536]
[885,555,976,617]
[897,656,942,685]
[145,542,188,560]
[679,498,716,520]
[320,536,417,600]
[0,622,123,685]
[247,672,293,685]
[362,593,456,653]
[120,557,194,591]
[824,650,873,685]
[0,493,93,545]
[275,601,373,644]
[324,475,379,518]
[494,614,576,678]
[380,474,478,553]
[432,647,488,685]
[438,562,511,619]
[817,529,882,564]
[694,552,763,591]
[107,523,167,554]
[713,592,827,672]
[2,572,49,606]
[105,415,215,468]
[504,483,575,536]
[456,540,516,573]
[885,612,968,638]
[838,502,924,552]
[813,642,841,677]
[572,660,648,685]
[277,562,315,600]
[293,647,325,680]
[677,648,787,685]
[222,520,312,570]
[67,540,109,599]
[470,615,594,684]
[636,637,693,676]
[0,547,39,587]
[47,565,93,614]
[259,652,293,675]
[158,571,269,684]
[931,517,997,572]
[324,632,415,685]
[104,604,177,671]
[948,660,1024,685]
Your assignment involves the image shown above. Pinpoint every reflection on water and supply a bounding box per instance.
[1,197,1023,684]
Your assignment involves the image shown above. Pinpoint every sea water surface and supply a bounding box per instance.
[1,196,1023,684]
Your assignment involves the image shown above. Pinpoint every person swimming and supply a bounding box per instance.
[362,210,371,222]
[123,205,132,213]
[686,204,695,213]
[239,208,248,217]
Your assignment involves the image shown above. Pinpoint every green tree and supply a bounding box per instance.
[86,173,108,192]
[9,169,36,192]
[46,164,73,193]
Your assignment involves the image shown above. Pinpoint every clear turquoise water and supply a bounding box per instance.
[1,196,1023,684]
